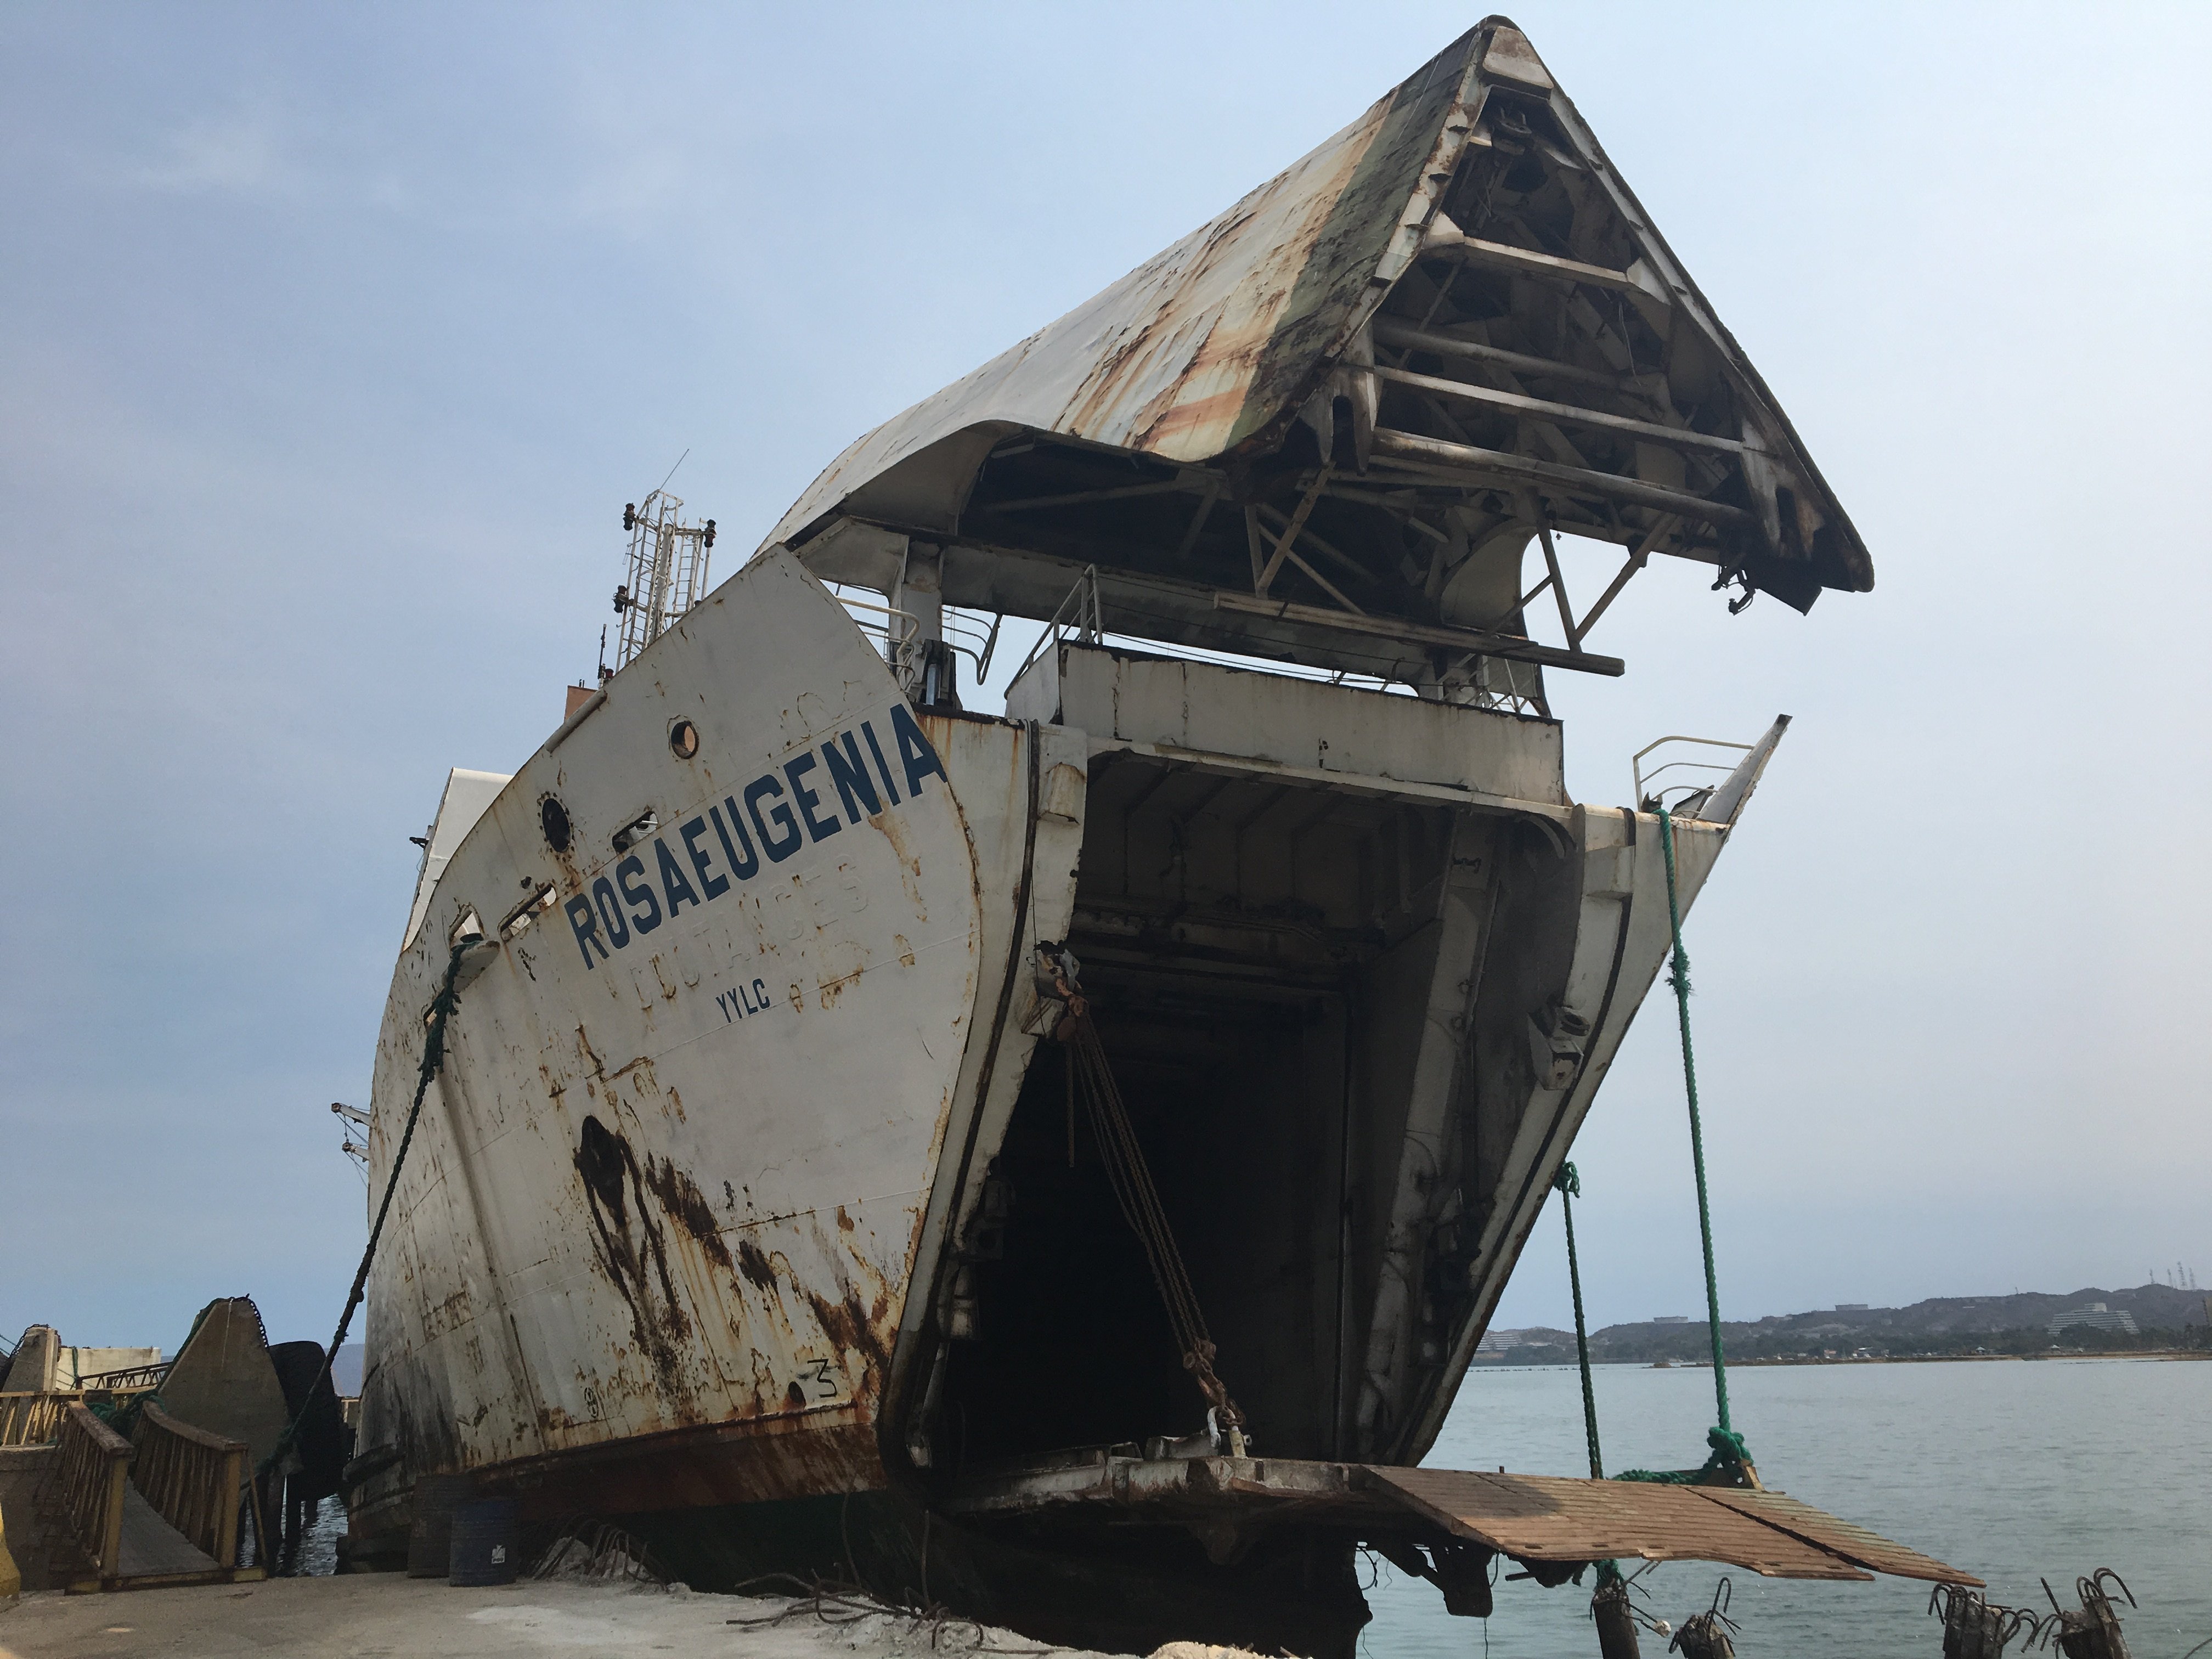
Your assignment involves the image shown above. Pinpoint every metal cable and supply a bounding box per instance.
[1063,1013,1245,1437]
[1552,838,1755,1490]
[263,938,473,1479]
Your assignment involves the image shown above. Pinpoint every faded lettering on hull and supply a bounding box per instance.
[563,706,946,974]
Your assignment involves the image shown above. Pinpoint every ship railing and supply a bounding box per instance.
[74,1362,167,1392]
[55,1404,132,1581]
[830,588,1004,681]
[832,590,919,652]
[131,1403,246,1567]
[1009,563,1419,698]
[1632,734,1756,814]
[940,607,1003,679]
[845,568,1431,702]
[0,1389,83,1446]
[1009,565,1104,686]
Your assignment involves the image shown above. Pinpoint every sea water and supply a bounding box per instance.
[1363,1358,2210,1657]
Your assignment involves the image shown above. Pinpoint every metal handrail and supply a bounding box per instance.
[943,608,1003,679]
[74,1363,166,1392]
[1010,565,1104,685]
[831,590,1003,684]
[833,591,921,644]
[1632,734,1753,809]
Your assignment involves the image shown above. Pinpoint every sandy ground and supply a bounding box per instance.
[0,1575,1199,1659]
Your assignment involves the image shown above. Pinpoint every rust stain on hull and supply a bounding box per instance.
[645,1153,732,1270]
[574,1114,696,1397]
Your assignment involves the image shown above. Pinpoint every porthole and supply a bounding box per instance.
[540,795,572,854]
[669,718,700,759]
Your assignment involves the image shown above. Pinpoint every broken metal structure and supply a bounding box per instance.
[347,19,1951,1654]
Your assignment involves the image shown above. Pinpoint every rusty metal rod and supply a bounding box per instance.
[1373,317,1634,392]
[1571,516,1674,646]
[1173,479,1222,558]
[1210,590,1623,675]
[1528,496,1581,648]
[1368,428,1754,529]
[1255,467,1333,595]
[1255,503,1373,586]
[1258,529,1366,616]
[1370,363,1748,455]
[1419,230,1655,297]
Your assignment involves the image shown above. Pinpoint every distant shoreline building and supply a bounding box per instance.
[2045,1301,2137,1338]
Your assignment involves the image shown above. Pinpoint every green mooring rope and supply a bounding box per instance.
[1553,1162,1604,1482]
[261,937,473,1481]
[1657,805,1735,1442]
[1554,1165,1629,1595]
[1549,811,1754,1493]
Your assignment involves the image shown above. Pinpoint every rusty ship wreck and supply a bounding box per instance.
[348,18,1970,1652]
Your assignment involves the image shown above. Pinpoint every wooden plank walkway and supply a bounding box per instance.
[116,1486,217,1578]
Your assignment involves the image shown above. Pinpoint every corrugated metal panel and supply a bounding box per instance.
[1369,1467,1883,1581]
[1690,1487,1980,1585]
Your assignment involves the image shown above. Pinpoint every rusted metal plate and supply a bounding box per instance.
[1689,1487,1980,1585]
[1366,1468,1874,1581]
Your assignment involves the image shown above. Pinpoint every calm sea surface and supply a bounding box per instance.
[1362,1358,2209,1658]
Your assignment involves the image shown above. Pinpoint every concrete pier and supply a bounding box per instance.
[0,1575,1152,1658]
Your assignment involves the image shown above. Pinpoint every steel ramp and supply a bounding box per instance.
[1688,1485,1976,1583]
[1365,1466,1978,1584]
[944,1452,1979,1586]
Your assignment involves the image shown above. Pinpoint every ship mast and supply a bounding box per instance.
[611,490,715,673]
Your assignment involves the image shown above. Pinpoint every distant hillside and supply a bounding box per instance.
[1474,1285,2208,1364]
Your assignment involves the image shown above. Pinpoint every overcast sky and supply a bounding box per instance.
[4,2,2207,1360]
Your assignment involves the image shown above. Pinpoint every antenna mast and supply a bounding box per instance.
[610,488,716,674]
